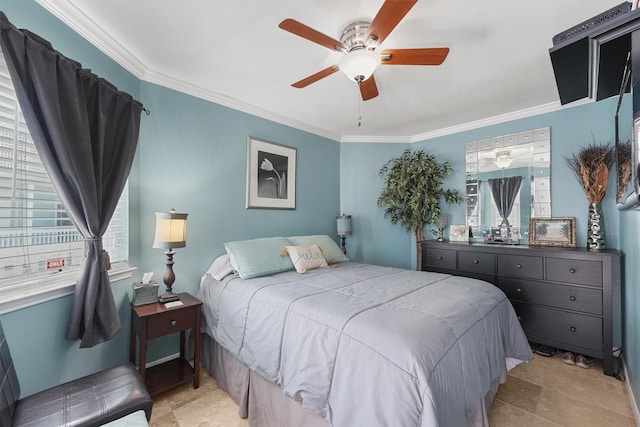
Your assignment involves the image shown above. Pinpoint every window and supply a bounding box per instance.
[0,47,129,304]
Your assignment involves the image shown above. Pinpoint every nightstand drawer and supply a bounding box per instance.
[459,251,495,275]
[512,302,602,352]
[546,257,603,287]
[498,278,602,315]
[497,254,543,280]
[147,306,198,339]
[423,248,456,270]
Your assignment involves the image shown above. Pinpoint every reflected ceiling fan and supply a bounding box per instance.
[279,0,449,101]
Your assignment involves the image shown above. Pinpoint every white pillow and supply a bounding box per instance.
[206,254,235,281]
[282,245,328,274]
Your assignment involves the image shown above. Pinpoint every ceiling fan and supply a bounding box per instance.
[279,0,449,101]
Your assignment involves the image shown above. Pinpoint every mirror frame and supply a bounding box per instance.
[465,127,552,241]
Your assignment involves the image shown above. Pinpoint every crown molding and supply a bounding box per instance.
[35,0,341,142]
[339,98,594,144]
[35,0,147,77]
[34,0,596,145]
[141,69,341,141]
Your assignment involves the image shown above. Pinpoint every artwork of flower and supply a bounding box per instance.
[260,158,287,199]
[246,137,296,210]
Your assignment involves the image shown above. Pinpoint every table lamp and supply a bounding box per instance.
[153,209,188,303]
[336,214,352,254]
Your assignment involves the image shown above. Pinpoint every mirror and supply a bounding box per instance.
[616,29,640,210]
[465,127,551,243]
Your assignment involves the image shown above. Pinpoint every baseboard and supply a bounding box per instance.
[622,357,640,424]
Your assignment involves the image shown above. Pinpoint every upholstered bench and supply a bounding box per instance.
[0,321,153,427]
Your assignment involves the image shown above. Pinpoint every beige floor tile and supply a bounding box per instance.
[533,387,635,427]
[508,354,631,416]
[495,375,543,413]
[489,399,562,427]
[150,354,636,426]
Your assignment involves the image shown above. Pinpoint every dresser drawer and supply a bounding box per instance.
[498,278,602,315]
[497,254,543,280]
[147,306,198,339]
[423,248,456,270]
[546,257,603,287]
[458,251,495,275]
[512,302,602,352]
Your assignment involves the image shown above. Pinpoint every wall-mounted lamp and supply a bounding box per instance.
[153,209,188,303]
[336,214,352,254]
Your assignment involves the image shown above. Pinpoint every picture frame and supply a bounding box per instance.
[246,137,296,209]
[449,224,469,242]
[528,217,576,247]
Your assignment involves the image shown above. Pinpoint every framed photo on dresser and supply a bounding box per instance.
[528,217,576,247]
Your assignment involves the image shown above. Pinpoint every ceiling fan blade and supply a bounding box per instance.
[359,75,379,100]
[380,48,449,65]
[364,0,418,46]
[279,19,347,52]
[292,65,340,88]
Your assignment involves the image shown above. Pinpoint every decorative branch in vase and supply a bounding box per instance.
[565,141,613,250]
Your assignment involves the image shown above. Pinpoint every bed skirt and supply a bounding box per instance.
[200,333,508,427]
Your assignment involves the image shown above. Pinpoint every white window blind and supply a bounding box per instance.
[0,47,128,290]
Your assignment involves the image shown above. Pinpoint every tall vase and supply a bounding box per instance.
[587,203,605,250]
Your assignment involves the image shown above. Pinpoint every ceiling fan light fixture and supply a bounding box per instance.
[339,49,381,82]
[495,150,513,169]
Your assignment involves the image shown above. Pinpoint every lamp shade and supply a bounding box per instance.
[336,214,352,236]
[339,49,380,82]
[153,209,188,249]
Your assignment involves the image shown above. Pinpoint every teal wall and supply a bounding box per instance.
[0,0,339,396]
[1,0,639,418]
[342,96,639,414]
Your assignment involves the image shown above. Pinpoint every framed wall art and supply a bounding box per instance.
[449,224,470,242]
[528,217,576,247]
[246,137,296,209]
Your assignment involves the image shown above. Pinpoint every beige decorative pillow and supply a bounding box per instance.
[281,245,328,274]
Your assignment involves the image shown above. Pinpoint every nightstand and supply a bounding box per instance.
[129,292,202,395]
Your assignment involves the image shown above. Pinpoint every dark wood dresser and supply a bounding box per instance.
[420,240,622,376]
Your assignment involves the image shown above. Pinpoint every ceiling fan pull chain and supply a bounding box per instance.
[357,83,362,127]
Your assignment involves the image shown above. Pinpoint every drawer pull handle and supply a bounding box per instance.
[438,256,443,260]
[516,288,522,293]
[516,264,522,269]
[170,320,177,326]
[473,260,479,264]
[570,326,576,333]
[570,296,576,302]
[569,268,576,274]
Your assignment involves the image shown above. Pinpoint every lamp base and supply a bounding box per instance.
[158,291,180,304]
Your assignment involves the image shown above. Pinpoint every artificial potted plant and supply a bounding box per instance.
[565,141,613,249]
[377,149,463,269]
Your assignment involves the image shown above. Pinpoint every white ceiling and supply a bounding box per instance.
[36,0,624,142]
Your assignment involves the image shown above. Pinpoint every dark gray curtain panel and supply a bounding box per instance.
[488,176,523,228]
[0,12,143,347]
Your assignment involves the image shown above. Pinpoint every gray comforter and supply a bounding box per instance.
[198,262,531,427]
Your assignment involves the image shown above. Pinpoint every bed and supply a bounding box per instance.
[196,235,532,427]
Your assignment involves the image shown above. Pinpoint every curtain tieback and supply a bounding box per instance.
[83,238,111,271]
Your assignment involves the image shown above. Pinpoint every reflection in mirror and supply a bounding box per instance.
[465,128,551,243]
[616,29,640,210]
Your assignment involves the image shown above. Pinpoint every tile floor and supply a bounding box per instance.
[149,353,636,427]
